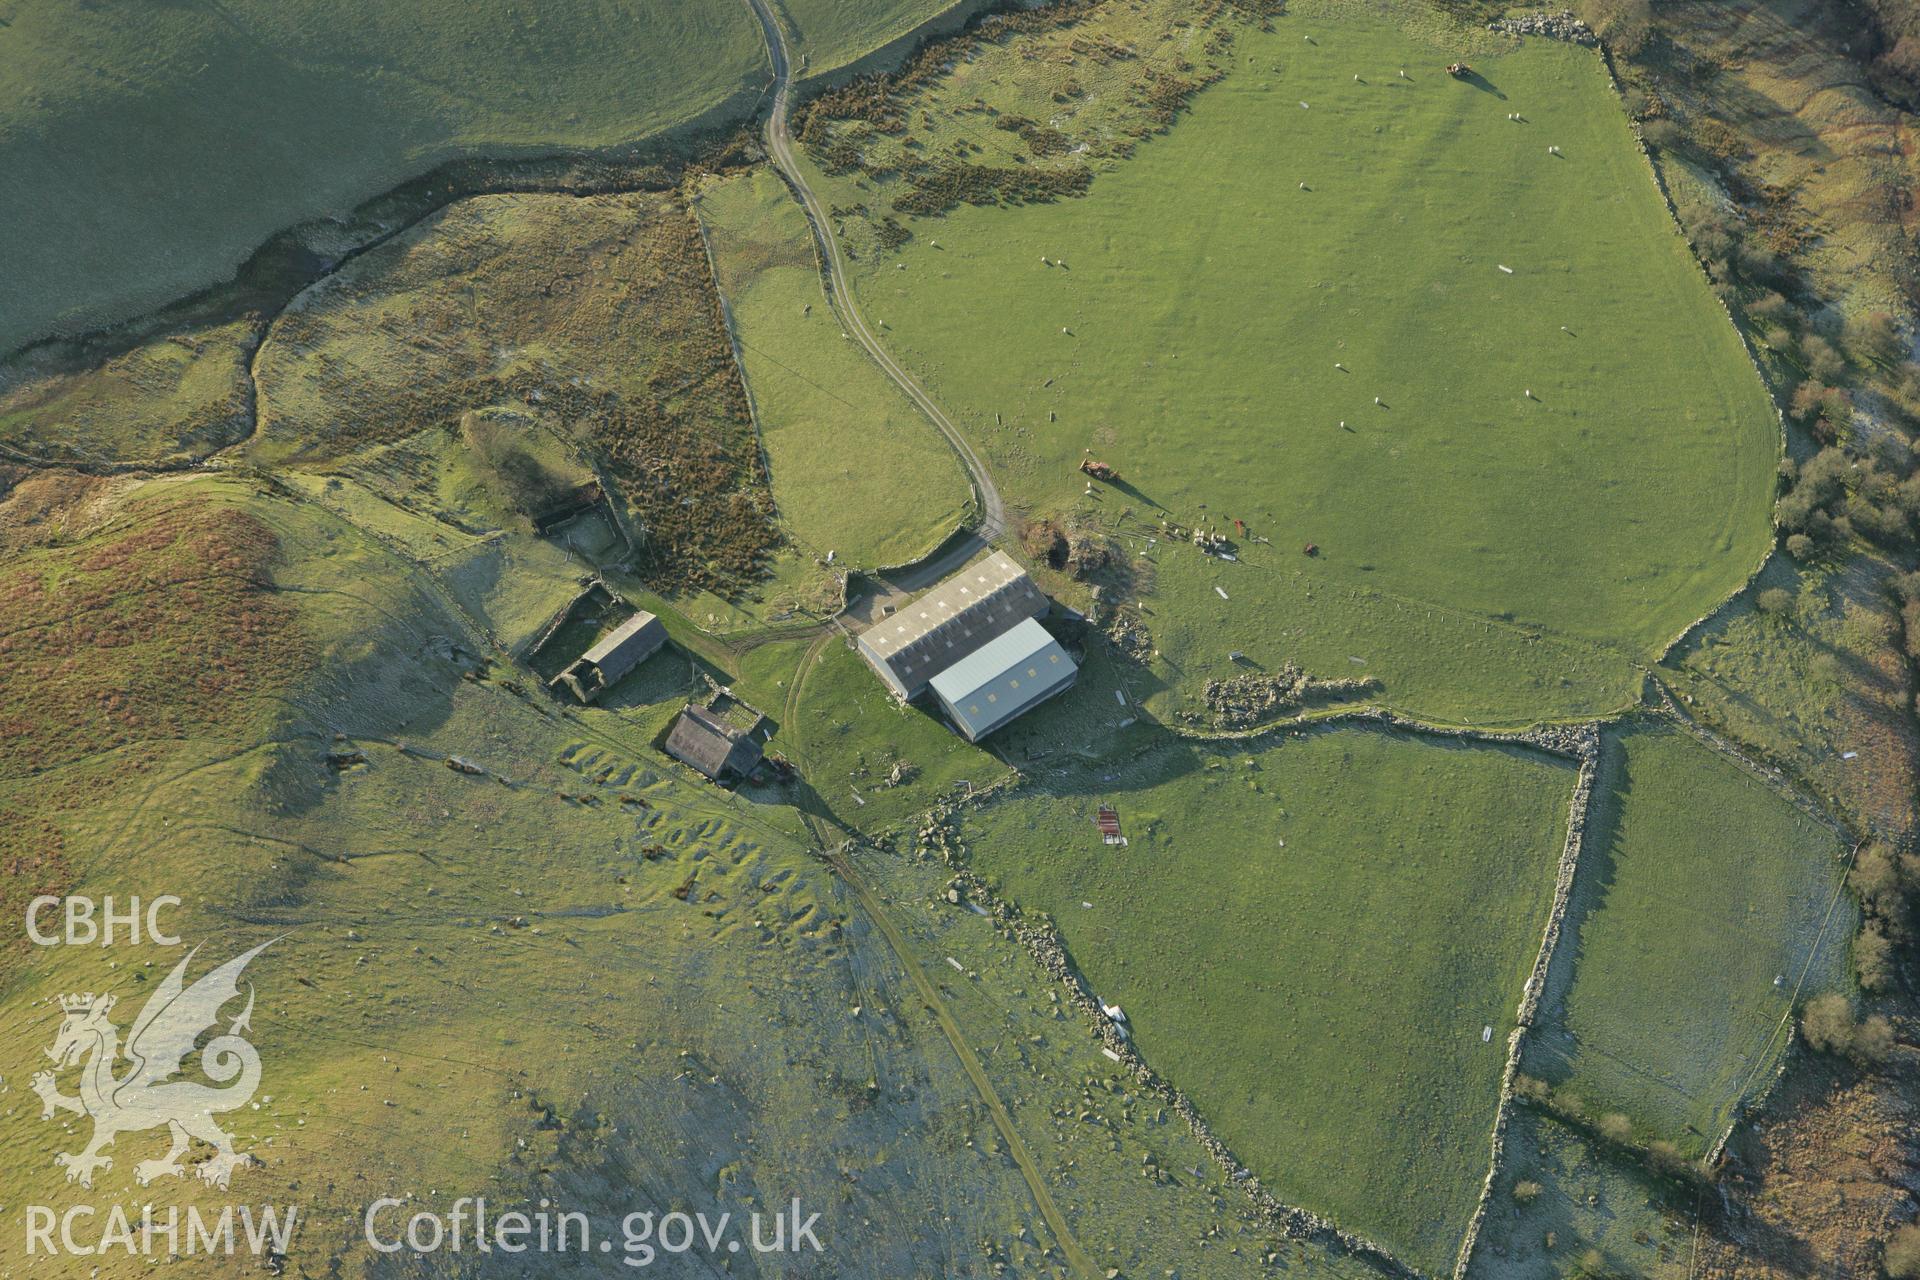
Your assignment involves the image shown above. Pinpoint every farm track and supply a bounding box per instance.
[745,0,1005,578]
[776,619,1101,1279]
[742,11,1100,1275]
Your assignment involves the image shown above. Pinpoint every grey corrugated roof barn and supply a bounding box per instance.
[853,550,1079,740]
[930,617,1077,742]
[856,551,1049,700]
[549,611,667,703]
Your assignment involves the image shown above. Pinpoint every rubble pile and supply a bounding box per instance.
[1104,611,1154,663]
[1202,665,1379,728]
[876,758,917,790]
[1064,528,1117,578]
[1487,10,1598,45]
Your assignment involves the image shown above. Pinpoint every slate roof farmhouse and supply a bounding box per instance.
[664,702,765,783]
[549,611,667,704]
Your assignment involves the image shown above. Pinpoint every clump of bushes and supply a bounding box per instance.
[1771,444,1920,564]
[1894,571,1920,669]
[1129,64,1222,133]
[1020,515,1069,569]
[1800,992,1895,1065]
[891,161,1092,217]
[793,0,1108,145]
[1848,841,1919,991]
[1885,1223,1920,1279]
[995,114,1075,157]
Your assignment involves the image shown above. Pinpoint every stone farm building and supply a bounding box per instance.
[856,550,1078,739]
[930,617,1077,742]
[549,611,667,704]
[665,703,765,784]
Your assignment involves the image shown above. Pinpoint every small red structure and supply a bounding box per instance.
[1079,458,1119,482]
[1095,805,1126,845]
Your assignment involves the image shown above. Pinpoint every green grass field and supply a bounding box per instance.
[779,0,973,76]
[802,0,1778,726]
[1523,722,1853,1154]
[0,0,775,357]
[698,168,971,570]
[961,727,1573,1273]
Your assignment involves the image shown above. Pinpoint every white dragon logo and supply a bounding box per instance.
[32,941,271,1190]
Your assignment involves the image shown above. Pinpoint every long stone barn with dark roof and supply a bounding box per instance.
[854,550,1077,740]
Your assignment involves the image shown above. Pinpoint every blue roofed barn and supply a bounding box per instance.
[929,617,1078,742]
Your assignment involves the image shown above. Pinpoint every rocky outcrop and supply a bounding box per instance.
[1202,665,1380,729]
[1488,10,1597,45]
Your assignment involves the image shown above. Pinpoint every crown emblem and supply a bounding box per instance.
[58,993,112,1014]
